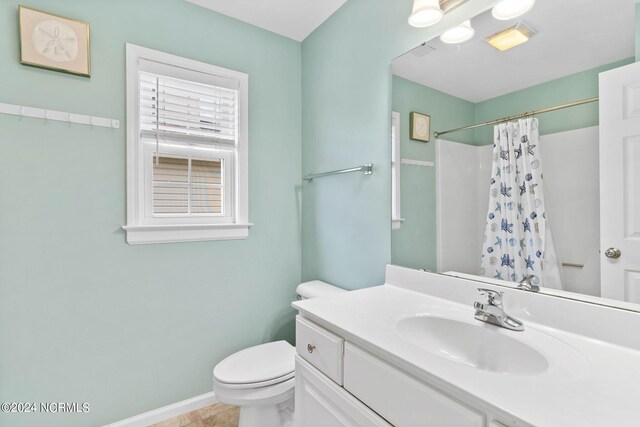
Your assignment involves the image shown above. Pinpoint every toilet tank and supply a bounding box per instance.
[296,280,346,300]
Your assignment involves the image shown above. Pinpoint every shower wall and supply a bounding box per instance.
[540,126,600,296]
[437,126,601,295]
[436,140,491,275]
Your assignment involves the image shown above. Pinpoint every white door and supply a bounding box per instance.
[599,61,640,302]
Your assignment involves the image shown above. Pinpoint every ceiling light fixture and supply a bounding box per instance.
[492,0,535,21]
[408,0,444,28]
[439,20,475,44]
[485,23,535,51]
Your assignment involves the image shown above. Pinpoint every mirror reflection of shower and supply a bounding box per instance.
[436,120,600,296]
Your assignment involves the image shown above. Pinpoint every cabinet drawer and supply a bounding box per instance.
[296,316,344,385]
[344,343,485,427]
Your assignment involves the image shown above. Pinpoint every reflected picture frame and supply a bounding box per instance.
[19,5,91,77]
[410,112,430,142]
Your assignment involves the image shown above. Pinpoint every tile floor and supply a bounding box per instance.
[148,402,239,427]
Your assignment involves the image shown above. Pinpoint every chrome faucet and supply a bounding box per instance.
[517,275,540,292]
[474,288,524,331]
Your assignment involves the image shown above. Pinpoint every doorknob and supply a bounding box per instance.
[604,248,622,259]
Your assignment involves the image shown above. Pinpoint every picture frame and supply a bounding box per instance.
[410,112,431,142]
[19,5,91,77]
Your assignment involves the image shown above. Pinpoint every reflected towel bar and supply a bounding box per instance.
[401,159,435,167]
[304,164,373,183]
[562,262,585,269]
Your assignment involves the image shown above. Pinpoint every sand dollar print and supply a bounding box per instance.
[32,20,78,62]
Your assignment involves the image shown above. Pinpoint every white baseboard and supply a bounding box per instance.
[105,391,217,427]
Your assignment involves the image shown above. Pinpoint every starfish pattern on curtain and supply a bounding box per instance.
[480,118,561,287]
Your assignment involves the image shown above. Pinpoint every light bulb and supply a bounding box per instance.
[492,0,535,20]
[408,0,444,28]
[440,20,475,44]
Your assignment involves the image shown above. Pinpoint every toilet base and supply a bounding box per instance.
[238,394,294,427]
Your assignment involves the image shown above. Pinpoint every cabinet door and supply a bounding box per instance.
[295,356,390,427]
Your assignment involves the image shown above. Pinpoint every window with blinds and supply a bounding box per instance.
[391,111,402,230]
[125,44,249,244]
[139,68,237,218]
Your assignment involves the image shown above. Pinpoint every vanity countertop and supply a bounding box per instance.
[293,278,640,427]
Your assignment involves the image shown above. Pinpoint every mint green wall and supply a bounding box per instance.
[0,1,301,426]
[637,2,640,61]
[473,58,634,143]
[301,0,498,288]
[390,76,474,270]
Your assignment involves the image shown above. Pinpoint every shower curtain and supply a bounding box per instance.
[480,118,561,288]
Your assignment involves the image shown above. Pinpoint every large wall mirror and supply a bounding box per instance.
[390,0,640,309]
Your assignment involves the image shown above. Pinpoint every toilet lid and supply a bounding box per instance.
[213,340,295,385]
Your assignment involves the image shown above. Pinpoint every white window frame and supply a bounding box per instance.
[123,44,250,244]
[392,111,404,230]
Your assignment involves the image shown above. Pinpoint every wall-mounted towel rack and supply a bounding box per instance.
[0,102,120,129]
[304,164,373,183]
[401,159,434,167]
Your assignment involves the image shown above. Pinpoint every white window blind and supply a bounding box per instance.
[139,71,238,145]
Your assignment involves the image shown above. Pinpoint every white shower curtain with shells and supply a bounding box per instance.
[480,118,561,288]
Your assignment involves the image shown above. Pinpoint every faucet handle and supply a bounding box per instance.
[477,288,503,306]
[517,275,540,292]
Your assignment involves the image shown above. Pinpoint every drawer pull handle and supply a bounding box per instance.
[307,344,316,353]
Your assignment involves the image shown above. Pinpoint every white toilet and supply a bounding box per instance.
[213,281,346,427]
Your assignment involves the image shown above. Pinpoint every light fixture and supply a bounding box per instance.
[492,0,535,20]
[439,20,475,44]
[485,23,535,51]
[408,0,444,28]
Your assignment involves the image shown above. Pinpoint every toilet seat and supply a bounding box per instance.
[213,340,295,388]
[215,370,295,389]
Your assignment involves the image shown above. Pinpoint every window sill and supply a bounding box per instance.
[392,218,405,231]
[122,223,252,245]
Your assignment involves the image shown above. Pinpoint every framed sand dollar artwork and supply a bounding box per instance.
[18,6,90,77]
[409,112,430,143]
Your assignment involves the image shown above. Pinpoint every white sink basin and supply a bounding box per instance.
[396,314,550,375]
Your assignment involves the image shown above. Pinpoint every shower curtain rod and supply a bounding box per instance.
[433,96,599,139]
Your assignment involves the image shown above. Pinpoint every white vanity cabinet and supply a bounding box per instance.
[294,315,519,427]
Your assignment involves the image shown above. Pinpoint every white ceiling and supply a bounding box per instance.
[392,0,636,103]
[185,0,348,41]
